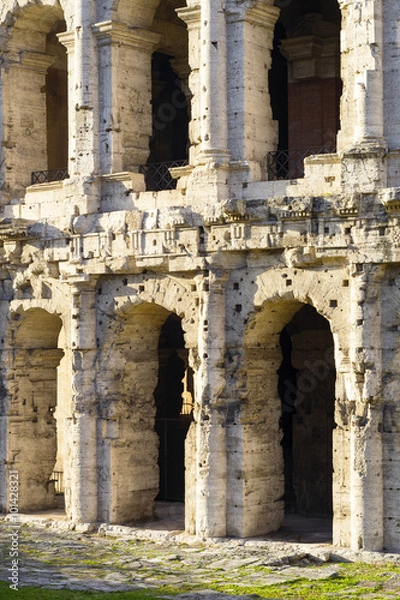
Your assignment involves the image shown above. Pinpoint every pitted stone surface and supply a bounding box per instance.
[0,0,400,559]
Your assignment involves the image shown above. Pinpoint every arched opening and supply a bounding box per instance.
[278,304,335,535]
[155,314,193,502]
[2,7,68,195]
[6,309,66,513]
[45,23,68,175]
[140,0,190,191]
[98,302,193,529]
[144,51,189,191]
[268,0,341,179]
[269,21,288,155]
[239,300,336,540]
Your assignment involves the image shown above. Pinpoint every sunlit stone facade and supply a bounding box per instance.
[0,0,399,552]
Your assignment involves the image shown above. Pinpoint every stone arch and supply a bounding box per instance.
[231,298,336,538]
[95,276,198,526]
[103,0,188,29]
[4,308,66,512]
[224,265,351,540]
[96,274,199,349]
[102,0,161,28]
[96,301,195,525]
[0,2,68,200]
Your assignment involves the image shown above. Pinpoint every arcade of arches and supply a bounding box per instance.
[0,0,343,197]
[1,0,400,556]
[2,296,338,537]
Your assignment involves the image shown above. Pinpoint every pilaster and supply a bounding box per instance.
[338,0,385,150]
[176,5,201,166]
[226,0,280,180]
[198,0,230,164]
[338,1,388,195]
[57,31,75,179]
[67,279,99,523]
[178,4,232,205]
[350,409,383,551]
[195,270,228,538]
[92,21,160,177]
[59,0,101,213]
[348,264,384,551]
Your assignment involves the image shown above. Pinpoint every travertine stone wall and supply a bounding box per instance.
[93,22,160,175]
[226,1,279,179]
[0,5,62,199]
[382,3,400,153]
[0,0,400,553]
[338,0,384,148]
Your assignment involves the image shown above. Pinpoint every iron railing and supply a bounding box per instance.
[180,401,194,419]
[51,471,64,495]
[267,146,336,181]
[31,168,69,185]
[139,160,188,192]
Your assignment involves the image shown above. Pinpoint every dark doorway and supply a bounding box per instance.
[154,314,193,501]
[278,305,335,518]
[149,52,189,165]
[278,327,297,513]
[46,23,68,173]
[269,21,288,154]
[142,52,190,191]
[269,0,341,179]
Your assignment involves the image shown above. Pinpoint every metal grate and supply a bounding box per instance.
[139,160,188,192]
[51,471,64,495]
[267,146,336,181]
[31,168,69,185]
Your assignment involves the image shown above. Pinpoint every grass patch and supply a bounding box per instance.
[213,577,378,599]
[208,563,400,599]
[2,566,399,600]
[2,538,400,600]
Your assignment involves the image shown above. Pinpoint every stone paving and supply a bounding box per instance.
[1,507,400,597]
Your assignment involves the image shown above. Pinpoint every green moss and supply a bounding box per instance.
[3,522,400,600]
[206,564,400,599]
[2,562,400,600]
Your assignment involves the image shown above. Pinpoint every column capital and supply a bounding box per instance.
[57,31,75,54]
[92,20,161,51]
[176,6,201,29]
[227,1,279,28]
[68,275,98,295]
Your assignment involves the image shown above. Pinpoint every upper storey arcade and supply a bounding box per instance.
[0,0,398,219]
